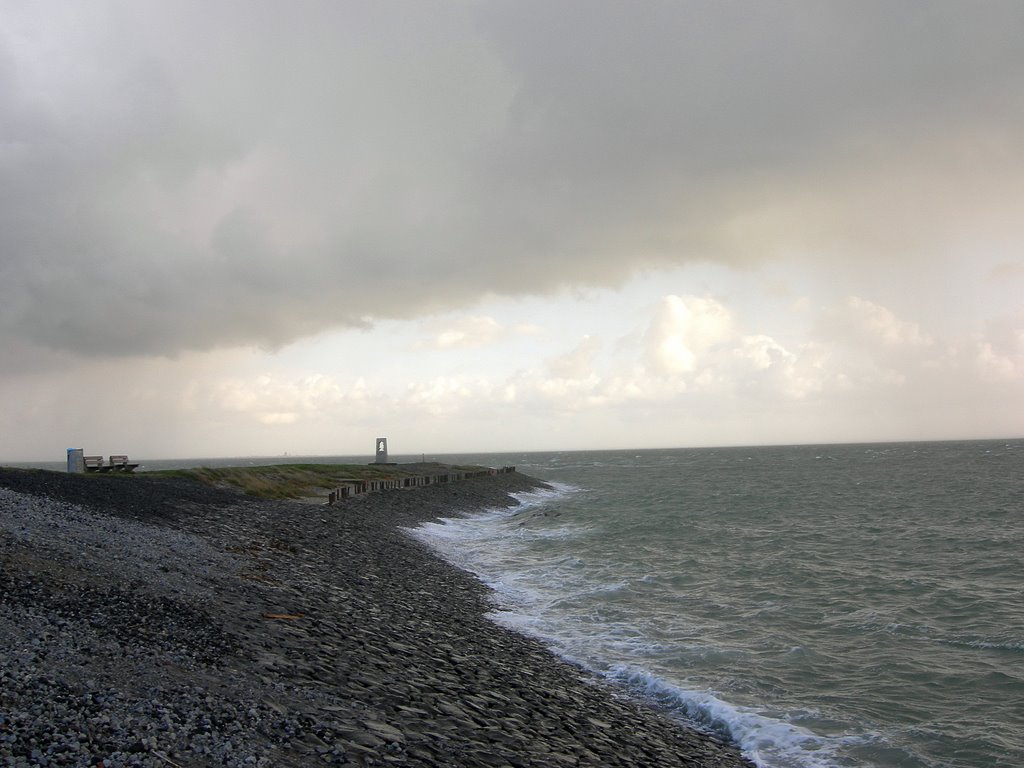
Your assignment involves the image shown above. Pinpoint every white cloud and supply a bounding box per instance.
[213,373,348,423]
[418,315,539,350]
[517,293,1024,424]
[259,412,299,426]
[971,337,1022,383]
[432,316,502,349]
[546,335,600,379]
[734,334,794,372]
[806,296,943,389]
[840,297,933,348]
[404,376,495,417]
[644,295,735,376]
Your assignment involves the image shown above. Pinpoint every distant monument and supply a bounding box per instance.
[374,437,389,464]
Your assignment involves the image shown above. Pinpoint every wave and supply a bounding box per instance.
[606,664,859,768]
[408,499,861,768]
[403,480,582,592]
[480,600,839,768]
[508,480,581,506]
[943,637,1024,653]
[840,611,1024,654]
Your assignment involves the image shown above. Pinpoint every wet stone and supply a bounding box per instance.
[361,720,405,744]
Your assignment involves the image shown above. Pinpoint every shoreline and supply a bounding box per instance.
[0,467,754,767]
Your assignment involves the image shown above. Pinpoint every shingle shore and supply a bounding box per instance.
[0,468,755,768]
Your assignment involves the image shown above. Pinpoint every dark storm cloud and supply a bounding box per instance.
[2,1,1023,357]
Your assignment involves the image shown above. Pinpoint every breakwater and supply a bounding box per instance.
[326,465,517,503]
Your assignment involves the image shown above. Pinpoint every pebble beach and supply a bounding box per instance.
[0,467,754,768]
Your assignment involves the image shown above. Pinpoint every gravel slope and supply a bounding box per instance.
[0,468,754,768]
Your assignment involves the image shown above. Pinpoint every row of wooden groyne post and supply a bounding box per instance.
[326,466,517,505]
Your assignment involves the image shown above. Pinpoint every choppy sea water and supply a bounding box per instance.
[411,441,1024,768]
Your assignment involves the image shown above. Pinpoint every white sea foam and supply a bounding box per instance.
[605,665,857,768]
[950,637,1024,652]
[404,480,582,605]
[485,594,856,768]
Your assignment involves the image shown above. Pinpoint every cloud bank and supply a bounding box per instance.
[15,291,1024,456]
[3,1,1023,359]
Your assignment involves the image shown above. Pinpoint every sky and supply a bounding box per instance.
[2,1,1023,461]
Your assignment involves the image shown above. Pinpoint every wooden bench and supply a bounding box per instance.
[83,456,107,472]
[108,455,139,472]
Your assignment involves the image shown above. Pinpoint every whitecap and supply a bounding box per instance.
[607,665,859,768]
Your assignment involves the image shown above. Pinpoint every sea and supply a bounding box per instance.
[9,439,1022,767]
[411,440,1024,768]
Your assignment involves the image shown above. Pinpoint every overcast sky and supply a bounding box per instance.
[2,0,1023,461]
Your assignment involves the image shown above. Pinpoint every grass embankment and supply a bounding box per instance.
[150,462,482,501]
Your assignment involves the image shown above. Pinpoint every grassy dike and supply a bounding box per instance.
[147,462,487,501]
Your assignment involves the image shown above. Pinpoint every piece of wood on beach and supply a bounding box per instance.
[262,613,305,620]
